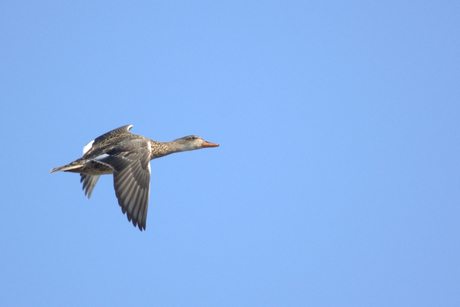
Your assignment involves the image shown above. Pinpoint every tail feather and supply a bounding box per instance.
[50,163,82,173]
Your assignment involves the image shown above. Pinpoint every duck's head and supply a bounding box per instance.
[173,135,219,152]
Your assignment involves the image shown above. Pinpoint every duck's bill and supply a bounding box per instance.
[202,141,219,148]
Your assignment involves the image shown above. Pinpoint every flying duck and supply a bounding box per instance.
[50,125,219,231]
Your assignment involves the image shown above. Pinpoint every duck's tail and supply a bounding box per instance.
[50,161,83,173]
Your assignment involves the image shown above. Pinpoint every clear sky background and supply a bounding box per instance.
[1,1,459,306]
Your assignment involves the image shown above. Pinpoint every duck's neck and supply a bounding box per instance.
[149,140,188,159]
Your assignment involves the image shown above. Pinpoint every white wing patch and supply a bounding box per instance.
[83,140,95,154]
[93,153,110,161]
[147,141,151,174]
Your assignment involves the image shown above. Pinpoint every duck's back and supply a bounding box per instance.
[83,124,142,159]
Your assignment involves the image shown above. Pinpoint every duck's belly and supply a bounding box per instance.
[81,161,114,175]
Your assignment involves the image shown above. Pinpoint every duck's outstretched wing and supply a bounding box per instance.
[83,124,134,156]
[92,140,151,231]
[80,174,101,199]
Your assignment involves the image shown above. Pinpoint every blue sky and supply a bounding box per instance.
[1,1,459,306]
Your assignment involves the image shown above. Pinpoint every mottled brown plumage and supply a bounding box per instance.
[50,125,219,231]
